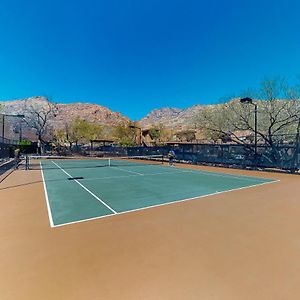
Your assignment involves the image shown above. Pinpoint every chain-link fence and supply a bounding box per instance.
[90,143,299,172]
[0,142,11,159]
[0,142,16,180]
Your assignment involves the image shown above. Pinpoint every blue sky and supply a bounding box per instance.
[0,0,300,119]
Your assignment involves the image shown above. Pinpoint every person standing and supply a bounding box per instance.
[168,149,176,166]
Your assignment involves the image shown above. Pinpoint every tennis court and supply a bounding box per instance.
[35,156,276,227]
[2,160,300,300]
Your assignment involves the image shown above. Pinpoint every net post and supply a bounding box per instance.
[108,158,111,167]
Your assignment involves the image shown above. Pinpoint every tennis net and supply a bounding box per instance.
[25,154,164,170]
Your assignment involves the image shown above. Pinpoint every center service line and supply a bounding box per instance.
[51,161,117,214]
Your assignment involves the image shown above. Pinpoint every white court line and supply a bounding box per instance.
[111,163,274,182]
[78,169,193,182]
[51,161,117,214]
[177,167,272,181]
[77,168,273,183]
[110,166,144,175]
[40,166,207,227]
[40,162,55,227]
[52,178,280,228]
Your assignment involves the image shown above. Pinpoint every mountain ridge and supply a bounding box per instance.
[0,96,207,133]
[139,104,206,129]
[0,96,130,126]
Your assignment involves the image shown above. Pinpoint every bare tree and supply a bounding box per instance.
[197,103,244,144]
[23,97,58,143]
[196,78,300,169]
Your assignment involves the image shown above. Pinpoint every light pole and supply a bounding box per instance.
[240,97,258,159]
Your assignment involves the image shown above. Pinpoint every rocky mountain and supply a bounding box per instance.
[0,96,129,140]
[55,102,129,127]
[0,96,212,141]
[1,96,129,125]
[139,105,206,130]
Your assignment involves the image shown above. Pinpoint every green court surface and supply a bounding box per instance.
[40,159,275,227]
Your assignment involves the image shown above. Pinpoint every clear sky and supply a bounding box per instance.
[0,0,300,119]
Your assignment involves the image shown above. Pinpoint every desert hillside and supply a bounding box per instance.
[139,105,206,130]
[1,96,210,133]
[0,96,129,140]
[1,96,129,126]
